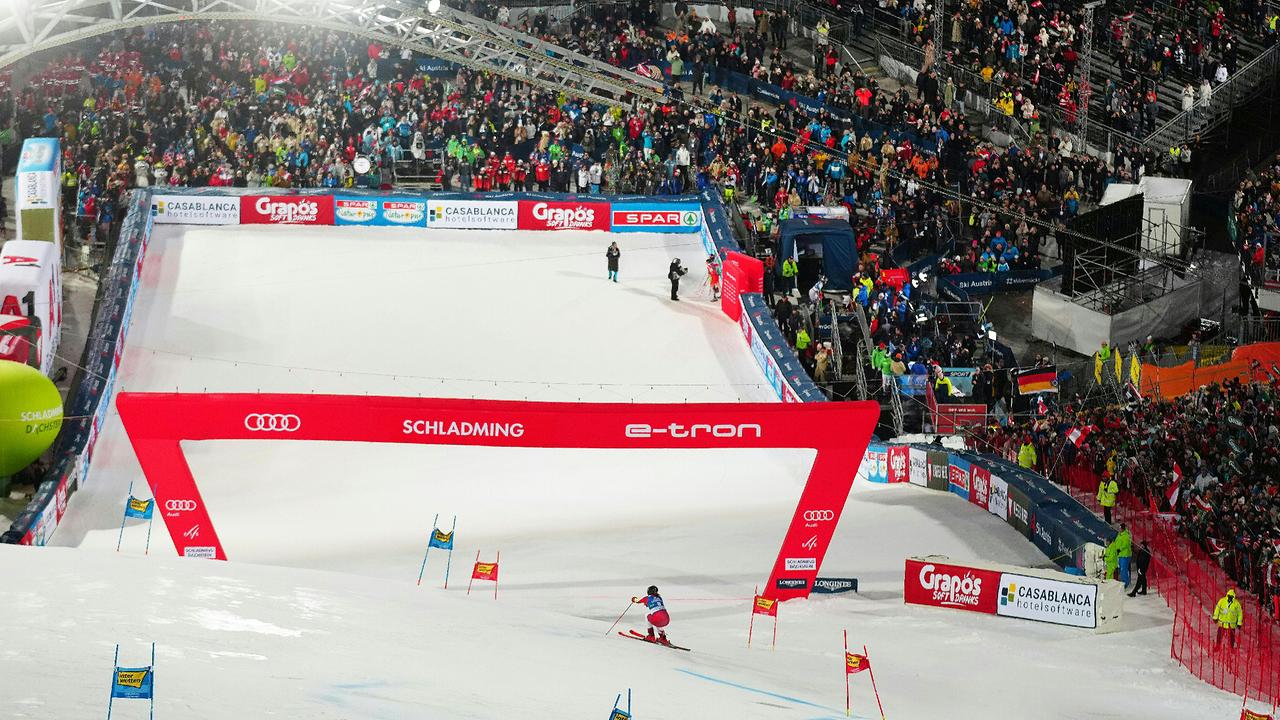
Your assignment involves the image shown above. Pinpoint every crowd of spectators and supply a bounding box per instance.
[819,0,1278,143]
[967,377,1280,612]
[1233,150,1280,285]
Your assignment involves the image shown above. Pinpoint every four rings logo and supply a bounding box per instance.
[803,510,834,526]
[244,413,301,432]
[164,499,197,516]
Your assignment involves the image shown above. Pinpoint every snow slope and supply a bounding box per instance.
[5,224,1237,718]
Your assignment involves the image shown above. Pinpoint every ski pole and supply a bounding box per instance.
[605,599,635,637]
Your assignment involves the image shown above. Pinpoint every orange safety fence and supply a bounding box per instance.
[1060,463,1280,707]
[1139,342,1280,399]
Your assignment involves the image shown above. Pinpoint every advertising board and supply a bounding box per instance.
[151,195,241,225]
[997,572,1099,628]
[240,195,335,225]
[426,200,519,229]
[609,204,702,233]
[903,557,1000,615]
[908,447,928,487]
[517,200,609,231]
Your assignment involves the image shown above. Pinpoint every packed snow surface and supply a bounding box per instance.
[2,225,1235,718]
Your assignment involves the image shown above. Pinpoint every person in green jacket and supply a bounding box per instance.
[781,257,798,294]
[1097,476,1119,524]
[1108,523,1133,586]
[795,327,811,352]
[1213,589,1243,649]
[1103,541,1119,581]
[1017,435,1037,469]
[870,344,891,374]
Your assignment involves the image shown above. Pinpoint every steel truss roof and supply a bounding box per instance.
[0,0,666,107]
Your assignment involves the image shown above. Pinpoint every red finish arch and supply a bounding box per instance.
[114,393,877,600]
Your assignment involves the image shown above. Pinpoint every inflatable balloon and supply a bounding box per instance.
[0,360,63,477]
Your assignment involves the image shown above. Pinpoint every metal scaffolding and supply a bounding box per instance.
[0,0,665,108]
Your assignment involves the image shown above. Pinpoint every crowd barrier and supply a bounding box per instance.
[1,188,821,544]
[1060,463,1280,707]
[936,268,1060,302]
[860,442,1115,572]
[1,190,153,545]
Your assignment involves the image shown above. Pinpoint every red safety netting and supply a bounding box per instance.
[1061,463,1280,707]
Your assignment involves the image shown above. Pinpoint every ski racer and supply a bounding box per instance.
[632,585,671,645]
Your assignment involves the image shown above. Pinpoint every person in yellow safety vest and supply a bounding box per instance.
[794,327,811,352]
[1212,588,1243,649]
[781,257,798,294]
[1017,434,1037,469]
[1097,475,1119,524]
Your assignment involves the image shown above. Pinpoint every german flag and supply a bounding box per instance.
[1016,366,1058,395]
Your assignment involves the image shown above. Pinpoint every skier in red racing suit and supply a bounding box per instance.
[633,585,671,645]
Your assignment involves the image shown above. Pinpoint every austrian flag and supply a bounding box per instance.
[1065,425,1094,448]
[1166,463,1183,510]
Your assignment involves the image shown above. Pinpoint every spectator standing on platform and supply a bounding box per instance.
[1097,474,1119,524]
[1212,588,1243,649]
[781,256,798,295]
[1112,523,1133,586]
[606,242,620,282]
[1128,540,1151,597]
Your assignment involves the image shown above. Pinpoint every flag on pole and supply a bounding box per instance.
[1015,366,1058,394]
[1167,463,1183,510]
[753,595,778,617]
[123,497,153,520]
[1129,353,1141,385]
[107,642,156,720]
[472,561,498,582]
[1093,352,1103,383]
[1191,495,1212,514]
[1036,396,1048,416]
[1065,425,1094,448]
[632,63,662,80]
[428,528,454,550]
[845,652,871,674]
[111,667,154,699]
[1241,709,1274,720]
[1114,350,1123,382]
[467,551,500,598]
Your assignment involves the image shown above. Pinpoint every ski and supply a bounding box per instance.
[617,630,691,651]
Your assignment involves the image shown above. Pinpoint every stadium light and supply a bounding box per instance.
[427,0,440,13]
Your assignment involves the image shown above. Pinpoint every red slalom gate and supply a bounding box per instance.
[114,393,878,601]
[1061,461,1280,706]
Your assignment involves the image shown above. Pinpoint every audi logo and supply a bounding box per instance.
[244,413,301,432]
[165,500,197,512]
[803,510,835,522]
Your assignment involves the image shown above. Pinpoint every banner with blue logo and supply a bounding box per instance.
[107,643,155,720]
[609,203,703,233]
[123,497,153,520]
[428,528,454,550]
[334,196,428,227]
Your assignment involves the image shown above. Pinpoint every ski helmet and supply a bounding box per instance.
[647,585,659,595]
